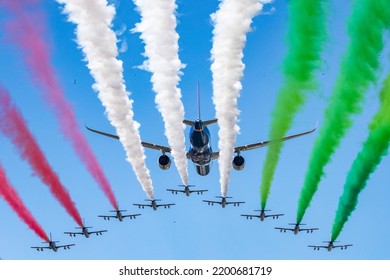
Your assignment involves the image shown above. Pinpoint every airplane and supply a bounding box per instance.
[203,196,245,208]
[275,223,319,235]
[64,223,107,238]
[133,199,175,211]
[241,209,284,221]
[308,241,353,252]
[167,184,208,196]
[31,233,75,252]
[98,209,141,222]
[85,84,316,176]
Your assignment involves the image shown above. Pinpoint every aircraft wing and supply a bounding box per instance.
[156,203,175,208]
[202,199,221,205]
[98,215,117,219]
[308,245,328,249]
[122,214,141,219]
[64,231,83,236]
[56,244,75,249]
[241,214,261,219]
[275,227,294,232]
[166,188,186,194]
[265,214,284,219]
[31,246,51,250]
[86,126,171,153]
[226,201,245,206]
[333,244,353,249]
[88,230,108,235]
[211,126,316,159]
[298,227,319,233]
[133,203,153,209]
[189,189,208,194]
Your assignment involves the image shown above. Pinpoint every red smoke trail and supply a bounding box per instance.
[0,163,49,242]
[1,0,118,210]
[0,86,83,227]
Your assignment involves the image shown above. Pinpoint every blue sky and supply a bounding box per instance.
[0,0,389,260]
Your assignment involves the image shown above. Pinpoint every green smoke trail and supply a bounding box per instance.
[331,73,390,241]
[296,0,390,224]
[260,0,328,209]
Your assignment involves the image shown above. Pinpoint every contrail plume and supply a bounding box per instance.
[259,0,328,210]
[297,0,390,224]
[331,73,390,241]
[0,86,83,227]
[0,162,49,242]
[131,0,188,186]
[1,0,119,210]
[211,0,269,197]
[56,0,154,199]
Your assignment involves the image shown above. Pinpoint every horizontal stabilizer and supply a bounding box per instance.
[183,119,218,127]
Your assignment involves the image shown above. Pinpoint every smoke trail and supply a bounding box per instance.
[1,0,119,210]
[296,0,390,224]
[0,86,83,227]
[0,162,49,242]
[331,73,390,241]
[211,0,269,197]
[56,0,154,199]
[131,0,188,186]
[259,0,328,210]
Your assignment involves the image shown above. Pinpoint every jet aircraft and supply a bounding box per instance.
[308,241,353,251]
[85,85,316,176]
[133,199,175,211]
[64,224,107,238]
[98,209,141,222]
[275,223,319,235]
[203,196,245,208]
[241,209,284,221]
[167,184,208,196]
[31,233,75,252]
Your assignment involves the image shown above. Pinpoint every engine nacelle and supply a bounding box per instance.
[158,155,171,170]
[232,155,245,171]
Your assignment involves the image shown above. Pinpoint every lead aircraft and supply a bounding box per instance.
[86,85,316,176]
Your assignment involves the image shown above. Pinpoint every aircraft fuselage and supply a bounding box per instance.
[82,228,90,238]
[116,212,124,222]
[50,242,58,252]
[188,119,213,176]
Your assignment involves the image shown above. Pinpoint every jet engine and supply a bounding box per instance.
[158,155,171,170]
[232,155,245,171]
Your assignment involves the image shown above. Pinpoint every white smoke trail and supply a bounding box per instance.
[211,0,269,197]
[131,0,188,185]
[56,0,154,199]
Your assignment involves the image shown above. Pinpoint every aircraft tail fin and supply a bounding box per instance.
[197,81,201,120]
[183,82,218,127]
